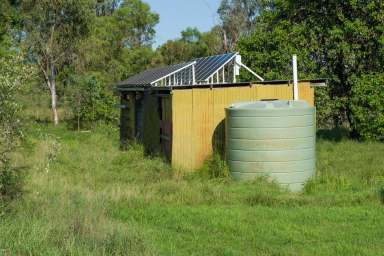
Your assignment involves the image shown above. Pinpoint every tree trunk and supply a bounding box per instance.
[48,78,59,126]
[39,58,59,126]
[223,30,229,53]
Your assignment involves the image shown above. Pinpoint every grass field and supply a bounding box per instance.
[1,124,384,255]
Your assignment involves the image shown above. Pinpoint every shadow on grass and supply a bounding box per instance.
[317,127,350,142]
[379,188,384,205]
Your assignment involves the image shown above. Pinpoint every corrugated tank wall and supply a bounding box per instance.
[171,82,315,171]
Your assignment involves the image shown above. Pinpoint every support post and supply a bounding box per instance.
[233,61,236,83]
[292,55,299,101]
[237,62,264,81]
[192,64,196,85]
[120,92,135,149]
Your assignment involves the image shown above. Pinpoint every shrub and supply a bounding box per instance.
[315,86,334,129]
[199,153,229,179]
[350,73,384,141]
[67,73,118,130]
[0,54,28,202]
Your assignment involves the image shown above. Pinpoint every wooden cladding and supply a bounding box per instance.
[171,82,314,170]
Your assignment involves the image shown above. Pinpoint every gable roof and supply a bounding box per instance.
[117,52,237,87]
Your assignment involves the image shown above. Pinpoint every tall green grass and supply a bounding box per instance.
[0,123,383,255]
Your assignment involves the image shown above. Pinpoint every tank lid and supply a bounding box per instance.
[228,100,310,110]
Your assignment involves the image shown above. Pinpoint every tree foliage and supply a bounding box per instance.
[22,0,94,125]
[67,73,118,130]
[21,0,159,125]
[0,53,30,201]
[237,0,384,129]
[0,0,27,202]
[0,0,20,57]
[76,0,159,81]
[157,27,224,65]
[63,0,159,129]
[218,0,268,51]
[95,0,121,16]
[350,73,384,141]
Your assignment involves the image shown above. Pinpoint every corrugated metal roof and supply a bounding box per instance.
[118,53,237,87]
[117,61,195,86]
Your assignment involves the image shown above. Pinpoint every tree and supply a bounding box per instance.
[157,27,224,65]
[0,53,31,201]
[218,0,267,51]
[350,73,384,141]
[202,26,226,56]
[279,0,384,127]
[75,0,159,82]
[95,0,121,16]
[181,27,202,43]
[237,0,384,128]
[0,0,20,57]
[0,1,27,201]
[67,73,117,130]
[22,0,94,125]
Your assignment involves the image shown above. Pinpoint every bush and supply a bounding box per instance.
[199,153,229,179]
[350,73,384,141]
[0,163,22,201]
[0,54,27,202]
[67,73,118,130]
[315,86,334,129]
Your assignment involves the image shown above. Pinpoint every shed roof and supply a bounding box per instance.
[117,61,195,86]
[118,52,237,87]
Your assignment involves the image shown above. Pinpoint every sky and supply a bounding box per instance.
[143,0,222,48]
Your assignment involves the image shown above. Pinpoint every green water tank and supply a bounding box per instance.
[225,100,316,192]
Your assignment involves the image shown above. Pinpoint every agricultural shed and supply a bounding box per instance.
[116,53,326,171]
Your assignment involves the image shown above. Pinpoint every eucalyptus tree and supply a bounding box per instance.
[22,0,94,125]
[95,0,121,16]
[218,0,267,51]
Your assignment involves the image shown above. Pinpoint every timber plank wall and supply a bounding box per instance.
[171,82,314,170]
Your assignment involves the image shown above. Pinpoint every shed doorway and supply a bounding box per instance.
[158,94,172,161]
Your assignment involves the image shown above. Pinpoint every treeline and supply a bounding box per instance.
[237,0,384,139]
[2,0,383,132]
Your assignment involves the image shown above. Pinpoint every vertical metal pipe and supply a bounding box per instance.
[233,60,236,83]
[292,55,299,101]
